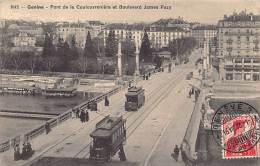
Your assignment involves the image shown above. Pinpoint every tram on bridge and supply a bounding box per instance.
[125,86,145,111]
[89,116,126,162]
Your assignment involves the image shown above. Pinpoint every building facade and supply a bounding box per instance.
[88,21,105,36]
[216,11,260,81]
[103,24,187,50]
[55,23,95,48]
[12,32,36,47]
[192,25,217,48]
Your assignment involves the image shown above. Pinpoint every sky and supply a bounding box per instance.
[0,0,259,24]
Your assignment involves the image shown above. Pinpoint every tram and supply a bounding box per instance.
[125,86,145,111]
[89,116,126,162]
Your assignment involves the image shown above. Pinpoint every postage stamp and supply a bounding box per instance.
[211,102,260,159]
[222,114,259,159]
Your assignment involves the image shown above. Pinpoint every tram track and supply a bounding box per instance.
[24,64,178,165]
[24,51,200,165]
[78,54,199,159]
[72,67,185,158]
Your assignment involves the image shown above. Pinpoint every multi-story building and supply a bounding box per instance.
[88,21,105,36]
[145,26,186,49]
[55,22,95,48]
[192,25,217,48]
[103,24,187,49]
[8,24,43,37]
[12,32,36,47]
[216,11,260,81]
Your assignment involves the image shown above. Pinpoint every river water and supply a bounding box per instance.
[0,92,102,142]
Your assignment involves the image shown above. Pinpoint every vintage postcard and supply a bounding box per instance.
[0,0,259,166]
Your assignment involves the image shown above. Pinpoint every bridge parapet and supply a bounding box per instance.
[182,89,205,162]
[0,65,168,153]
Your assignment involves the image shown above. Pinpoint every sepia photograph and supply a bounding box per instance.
[0,0,259,165]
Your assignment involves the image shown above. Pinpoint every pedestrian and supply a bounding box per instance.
[118,145,126,161]
[85,110,89,122]
[94,100,97,111]
[76,109,79,119]
[90,101,95,111]
[26,142,34,158]
[21,143,27,160]
[105,96,109,106]
[87,102,91,109]
[191,87,194,95]
[146,75,149,80]
[80,109,85,123]
[173,145,180,162]
[44,122,51,135]
[14,144,21,161]
[71,109,76,118]
[188,90,192,98]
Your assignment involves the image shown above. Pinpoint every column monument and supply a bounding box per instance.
[117,42,122,82]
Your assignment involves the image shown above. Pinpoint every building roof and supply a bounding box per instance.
[221,11,260,22]
[15,32,35,37]
[105,23,127,30]
[163,27,185,32]
[89,21,104,25]
[223,15,260,22]
[144,26,184,32]
[192,25,217,30]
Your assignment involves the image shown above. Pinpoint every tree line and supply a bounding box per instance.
[1,26,197,75]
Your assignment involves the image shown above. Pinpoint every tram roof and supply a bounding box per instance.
[90,116,126,138]
[125,86,144,96]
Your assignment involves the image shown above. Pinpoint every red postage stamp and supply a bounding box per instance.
[222,114,259,159]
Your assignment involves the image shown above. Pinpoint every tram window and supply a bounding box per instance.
[127,96,137,102]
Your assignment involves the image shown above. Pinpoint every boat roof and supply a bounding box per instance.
[90,116,126,138]
[45,88,77,92]
[0,85,38,90]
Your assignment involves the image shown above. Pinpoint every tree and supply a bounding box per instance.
[121,39,136,57]
[55,38,70,71]
[169,37,197,62]
[28,49,38,74]
[93,37,105,75]
[140,31,152,63]
[10,52,23,70]
[105,29,117,57]
[41,33,58,72]
[83,31,97,73]
[70,35,79,60]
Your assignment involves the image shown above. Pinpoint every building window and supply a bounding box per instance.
[253,74,259,81]
[226,73,233,80]
[247,29,249,33]
[247,36,250,41]
[235,72,242,80]
[238,29,240,33]
[237,36,240,41]
[244,73,251,81]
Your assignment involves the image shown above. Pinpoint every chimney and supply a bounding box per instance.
[251,15,253,21]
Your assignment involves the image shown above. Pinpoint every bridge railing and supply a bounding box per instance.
[182,89,205,162]
[0,65,169,153]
